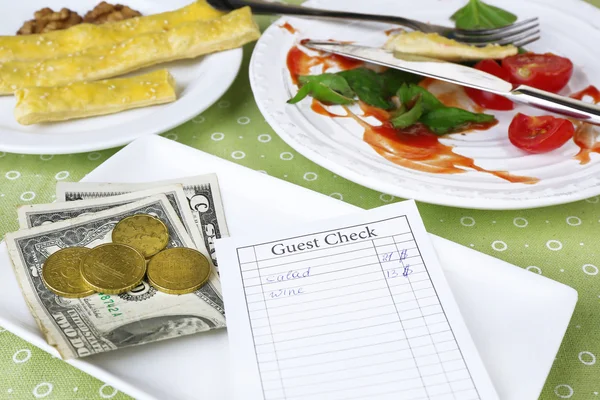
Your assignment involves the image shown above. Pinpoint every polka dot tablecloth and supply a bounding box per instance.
[2,2,600,399]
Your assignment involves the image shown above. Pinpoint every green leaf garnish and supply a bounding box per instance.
[288,74,355,105]
[298,74,354,98]
[396,84,444,113]
[391,95,424,128]
[420,107,496,134]
[337,68,391,109]
[451,0,517,30]
[380,69,423,97]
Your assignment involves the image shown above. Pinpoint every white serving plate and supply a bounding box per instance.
[250,0,600,209]
[0,0,241,155]
[0,136,577,400]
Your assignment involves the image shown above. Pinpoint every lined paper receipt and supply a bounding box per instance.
[217,201,498,400]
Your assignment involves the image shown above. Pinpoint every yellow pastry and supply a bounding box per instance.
[0,1,224,62]
[14,69,176,125]
[0,7,260,95]
[384,31,518,62]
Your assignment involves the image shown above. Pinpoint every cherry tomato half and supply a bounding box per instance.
[464,59,515,111]
[501,53,573,93]
[508,113,575,154]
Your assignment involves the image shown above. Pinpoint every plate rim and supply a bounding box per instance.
[249,0,600,210]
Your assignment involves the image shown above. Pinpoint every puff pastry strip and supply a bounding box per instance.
[0,1,224,62]
[0,7,260,95]
[15,69,176,125]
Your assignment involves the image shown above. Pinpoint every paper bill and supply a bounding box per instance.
[18,184,205,253]
[56,174,228,268]
[5,194,225,359]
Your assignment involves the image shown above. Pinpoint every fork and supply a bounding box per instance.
[206,0,540,47]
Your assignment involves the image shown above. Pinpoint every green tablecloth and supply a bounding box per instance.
[2,3,600,399]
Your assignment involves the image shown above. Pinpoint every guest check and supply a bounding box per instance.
[217,200,499,400]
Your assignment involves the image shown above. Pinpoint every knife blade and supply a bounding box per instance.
[304,41,600,125]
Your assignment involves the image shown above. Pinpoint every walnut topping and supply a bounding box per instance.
[83,2,141,24]
[17,8,83,35]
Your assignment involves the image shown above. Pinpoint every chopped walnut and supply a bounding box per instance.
[17,8,83,35]
[83,2,142,24]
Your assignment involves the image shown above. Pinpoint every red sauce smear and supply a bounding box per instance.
[570,86,600,164]
[279,22,297,34]
[385,28,405,36]
[286,45,363,85]
[286,45,538,184]
[570,85,600,103]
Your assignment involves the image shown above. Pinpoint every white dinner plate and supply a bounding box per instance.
[250,0,600,209]
[0,0,242,155]
[0,136,577,399]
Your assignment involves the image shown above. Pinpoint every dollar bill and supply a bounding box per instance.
[56,174,228,269]
[18,184,205,254]
[5,194,225,359]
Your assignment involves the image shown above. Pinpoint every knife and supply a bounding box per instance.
[304,41,600,126]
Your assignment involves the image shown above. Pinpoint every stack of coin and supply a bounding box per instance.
[41,214,212,298]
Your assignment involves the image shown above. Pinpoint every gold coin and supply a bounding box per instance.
[80,243,146,295]
[147,248,211,295]
[42,247,95,298]
[112,214,169,258]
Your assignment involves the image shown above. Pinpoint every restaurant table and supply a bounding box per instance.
[1,2,600,399]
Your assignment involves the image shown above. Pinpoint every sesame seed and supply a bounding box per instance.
[99,56,104,60]
[146,81,152,85]
[36,41,41,45]
[46,66,54,72]
[164,20,168,24]
[10,85,17,90]
[151,95,157,100]
[47,41,53,45]
[108,85,116,90]
[150,88,156,93]
[12,68,17,72]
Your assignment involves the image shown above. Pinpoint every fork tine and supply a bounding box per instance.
[513,35,541,48]
[454,17,539,36]
[493,29,541,46]
[453,21,539,43]
[458,28,540,47]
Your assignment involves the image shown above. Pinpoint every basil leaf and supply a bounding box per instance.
[337,68,391,109]
[397,84,444,112]
[451,0,517,30]
[380,69,423,97]
[420,107,495,134]
[391,95,424,128]
[288,74,355,105]
[287,81,354,105]
[298,74,354,98]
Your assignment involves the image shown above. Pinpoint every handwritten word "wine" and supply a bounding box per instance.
[269,287,304,298]
[266,268,311,283]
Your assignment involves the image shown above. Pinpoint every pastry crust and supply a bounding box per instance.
[14,69,176,125]
[384,31,518,62]
[0,7,260,95]
[0,1,224,62]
